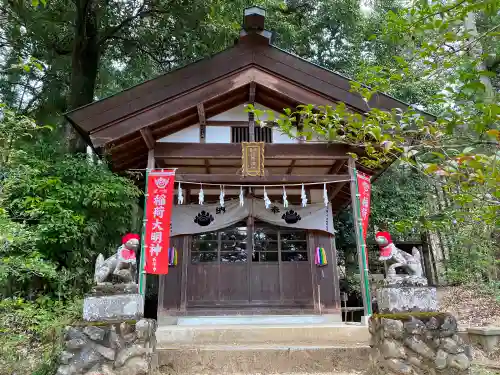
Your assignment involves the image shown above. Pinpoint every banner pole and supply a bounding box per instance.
[139,168,150,296]
[353,168,372,316]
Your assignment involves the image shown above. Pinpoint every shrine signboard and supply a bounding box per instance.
[142,169,176,275]
[241,142,265,177]
[356,171,372,262]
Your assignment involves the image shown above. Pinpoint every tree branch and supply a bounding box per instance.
[98,2,148,45]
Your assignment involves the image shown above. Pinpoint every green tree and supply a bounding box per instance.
[250,0,499,285]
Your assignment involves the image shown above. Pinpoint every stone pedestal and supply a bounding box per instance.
[370,277,472,375]
[377,286,438,314]
[83,283,143,322]
[56,319,157,375]
[83,294,144,322]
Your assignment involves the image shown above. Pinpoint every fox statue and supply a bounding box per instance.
[94,233,140,284]
[375,231,424,278]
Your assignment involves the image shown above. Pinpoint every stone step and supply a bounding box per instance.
[157,324,369,346]
[176,314,343,326]
[157,344,371,375]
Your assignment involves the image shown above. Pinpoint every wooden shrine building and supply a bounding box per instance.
[66,7,412,324]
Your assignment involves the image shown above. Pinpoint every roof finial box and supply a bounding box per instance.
[243,6,266,31]
[240,6,272,43]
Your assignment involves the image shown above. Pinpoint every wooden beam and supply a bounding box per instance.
[249,82,256,103]
[330,182,347,201]
[176,174,350,184]
[286,160,296,174]
[206,120,248,127]
[328,160,346,175]
[139,127,155,150]
[147,148,155,169]
[154,142,363,160]
[204,159,210,174]
[248,82,256,142]
[197,103,206,143]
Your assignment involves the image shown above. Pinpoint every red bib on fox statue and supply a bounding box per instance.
[119,233,139,262]
[375,231,394,259]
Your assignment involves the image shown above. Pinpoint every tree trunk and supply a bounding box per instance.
[66,0,101,153]
[464,12,494,103]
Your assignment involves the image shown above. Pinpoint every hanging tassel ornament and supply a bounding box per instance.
[177,182,184,205]
[198,185,204,205]
[301,184,307,208]
[323,183,328,207]
[263,187,271,209]
[283,186,289,208]
[239,186,245,207]
[219,185,225,207]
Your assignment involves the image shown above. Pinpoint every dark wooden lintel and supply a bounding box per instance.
[206,120,248,127]
[139,127,155,150]
[176,174,350,184]
[154,143,360,160]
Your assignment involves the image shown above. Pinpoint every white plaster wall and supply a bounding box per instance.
[206,126,231,143]
[159,124,199,142]
[208,103,279,122]
[208,105,249,121]
[272,128,297,144]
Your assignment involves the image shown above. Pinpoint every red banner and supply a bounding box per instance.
[357,171,372,261]
[143,169,175,274]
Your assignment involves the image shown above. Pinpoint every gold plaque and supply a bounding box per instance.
[241,142,265,177]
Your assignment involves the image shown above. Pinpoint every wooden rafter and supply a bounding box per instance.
[286,160,296,174]
[204,160,210,174]
[139,127,155,150]
[197,103,206,143]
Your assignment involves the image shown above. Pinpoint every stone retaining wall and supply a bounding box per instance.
[369,313,473,374]
[56,319,157,375]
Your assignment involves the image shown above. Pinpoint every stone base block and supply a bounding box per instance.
[377,286,437,313]
[83,294,144,322]
[55,319,156,375]
[369,313,472,375]
[383,275,428,287]
[468,327,500,353]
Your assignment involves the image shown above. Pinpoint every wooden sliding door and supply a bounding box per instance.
[186,219,314,308]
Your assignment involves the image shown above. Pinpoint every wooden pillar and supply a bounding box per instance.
[179,189,190,312]
[348,157,371,317]
[331,234,341,309]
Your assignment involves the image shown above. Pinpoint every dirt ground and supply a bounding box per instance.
[438,285,500,327]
